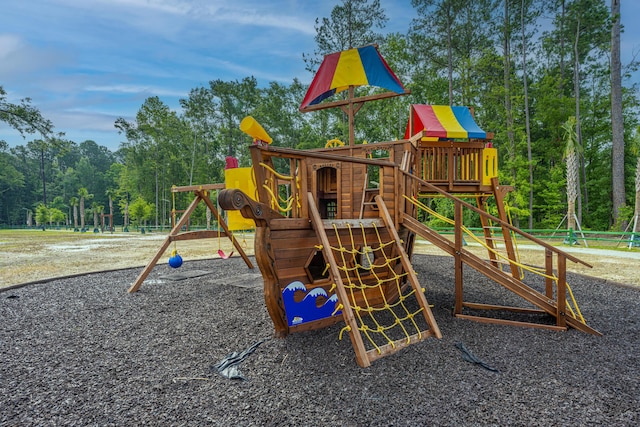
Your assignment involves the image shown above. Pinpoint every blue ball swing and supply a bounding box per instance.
[168,247,183,268]
[168,192,183,268]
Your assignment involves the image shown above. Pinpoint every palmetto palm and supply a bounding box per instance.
[631,126,640,234]
[69,197,79,230]
[562,117,581,231]
[77,187,93,231]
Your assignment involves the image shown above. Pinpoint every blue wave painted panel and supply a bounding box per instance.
[282,281,341,326]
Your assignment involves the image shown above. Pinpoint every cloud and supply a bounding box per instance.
[49,109,122,133]
[0,34,66,81]
[195,4,316,36]
[85,84,187,98]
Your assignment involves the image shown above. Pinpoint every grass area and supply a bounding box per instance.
[0,229,251,288]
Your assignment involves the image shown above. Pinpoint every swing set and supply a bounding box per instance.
[128,183,254,293]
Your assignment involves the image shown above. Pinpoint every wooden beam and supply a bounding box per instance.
[454,200,464,315]
[455,314,568,332]
[299,90,410,113]
[171,183,225,193]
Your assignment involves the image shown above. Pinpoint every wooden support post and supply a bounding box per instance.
[448,145,454,191]
[453,200,464,315]
[491,177,519,278]
[476,195,499,268]
[556,254,567,329]
[545,249,554,299]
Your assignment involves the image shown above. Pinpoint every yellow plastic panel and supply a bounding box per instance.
[482,148,498,186]
[224,167,257,231]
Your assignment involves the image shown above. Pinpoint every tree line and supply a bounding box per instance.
[1,0,639,233]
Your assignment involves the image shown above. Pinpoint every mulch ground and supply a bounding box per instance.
[1,254,638,426]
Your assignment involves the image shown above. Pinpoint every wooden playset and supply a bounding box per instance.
[130,45,600,368]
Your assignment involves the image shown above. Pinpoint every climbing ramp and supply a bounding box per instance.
[400,173,601,336]
[308,192,442,368]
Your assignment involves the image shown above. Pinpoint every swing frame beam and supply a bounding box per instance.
[128,184,254,293]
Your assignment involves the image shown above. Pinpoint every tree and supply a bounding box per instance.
[69,196,79,230]
[26,137,68,206]
[180,87,218,185]
[1,86,66,209]
[563,116,581,232]
[0,86,55,139]
[129,197,152,229]
[49,207,65,227]
[516,0,543,229]
[610,0,625,226]
[566,0,610,224]
[303,0,388,71]
[0,144,25,198]
[117,97,191,228]
[501,0,518,225]
[35,204,48,228]
[91,201,104,232]
[105,188,116,228]
[630,126,640,235]
[77,187,93,231]
[209,78,261,162]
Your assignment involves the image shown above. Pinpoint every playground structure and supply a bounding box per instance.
[130,45,601,367]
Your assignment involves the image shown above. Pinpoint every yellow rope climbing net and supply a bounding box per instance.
[404,194,586,323]
[325,221,432,354]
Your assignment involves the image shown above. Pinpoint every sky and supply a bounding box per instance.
[1,0,639,152]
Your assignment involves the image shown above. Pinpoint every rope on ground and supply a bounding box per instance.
[455,342,499,373]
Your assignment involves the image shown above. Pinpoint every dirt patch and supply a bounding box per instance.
[0,230,242,288]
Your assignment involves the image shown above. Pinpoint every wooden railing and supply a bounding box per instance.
[416,141,484,190]
[400,169,601,336]
[248,144,401,220]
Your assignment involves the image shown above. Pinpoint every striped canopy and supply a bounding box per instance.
[300,45,406,110]
[404,105,487,140]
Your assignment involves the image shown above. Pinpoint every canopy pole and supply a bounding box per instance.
[348,85,355,146]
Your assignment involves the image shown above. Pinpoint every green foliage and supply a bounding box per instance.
[611,204,633,231]
[33,204,64,226]
[128,197,152,226]
[0,0,639,235]
[34,204,48,226]
[0,85,56,139]
[533,165,565,229]
[49,208,65,225]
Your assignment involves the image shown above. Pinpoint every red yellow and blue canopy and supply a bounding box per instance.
[404,105,487,140]
[300,45,406,110]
